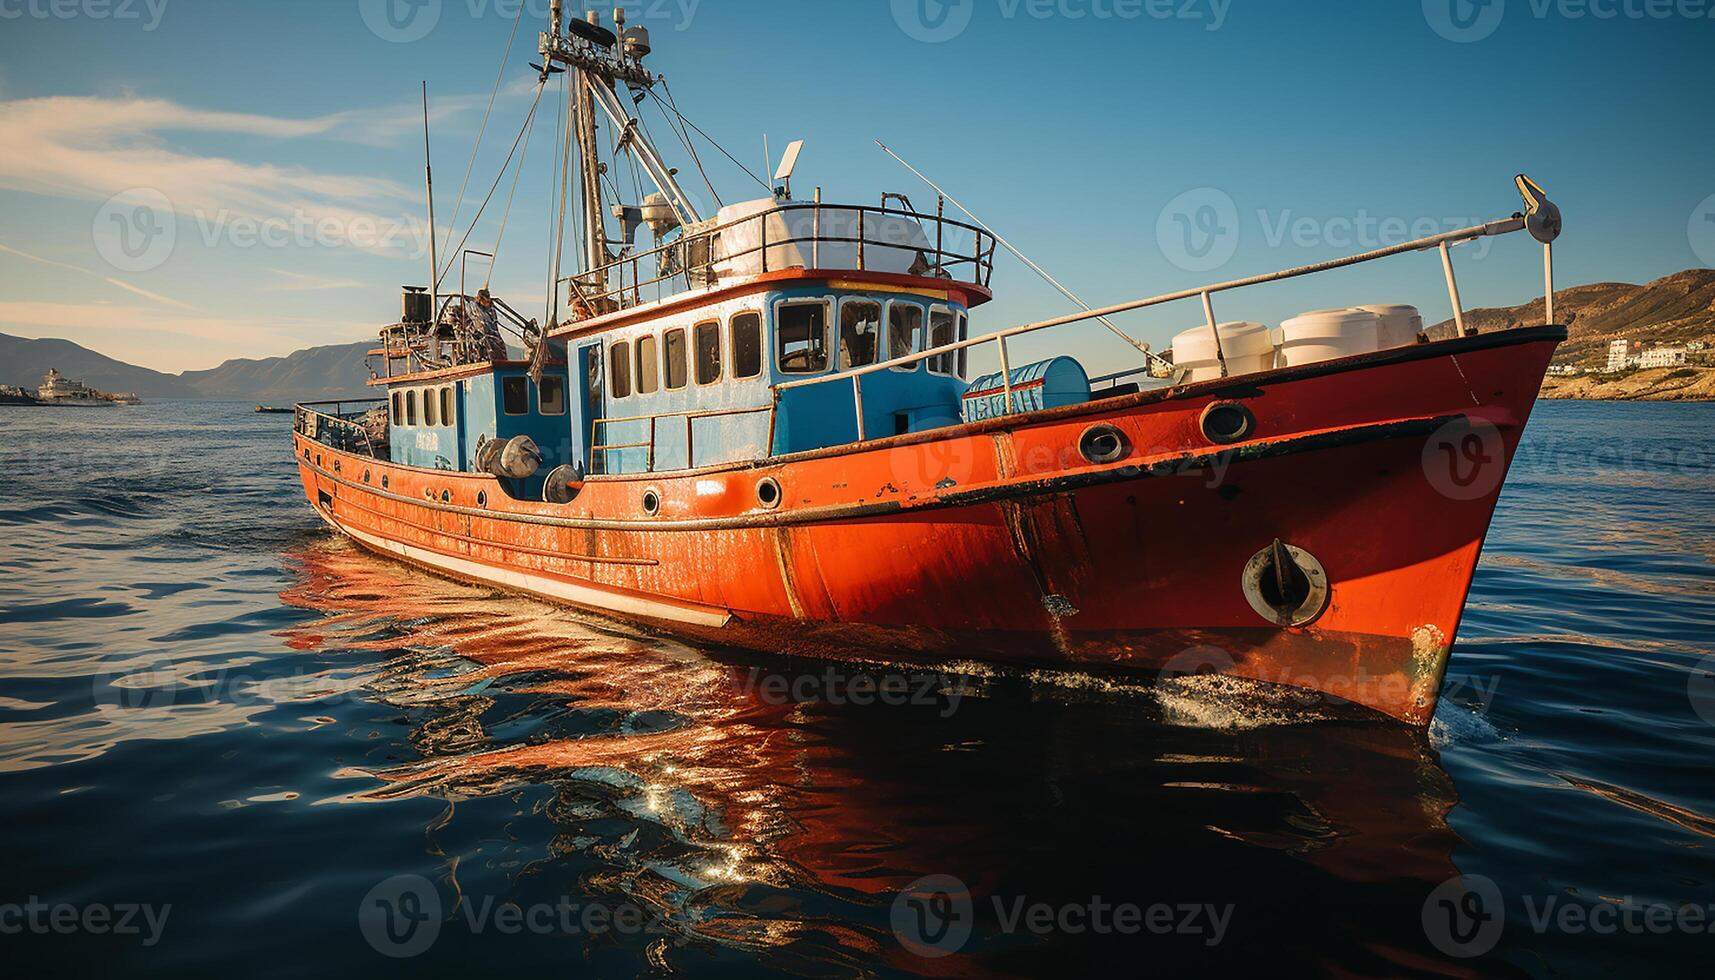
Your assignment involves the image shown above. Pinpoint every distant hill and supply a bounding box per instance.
[0,332,374,402]
[1428,268,1715,369]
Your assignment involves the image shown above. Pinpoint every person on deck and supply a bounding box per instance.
[474,288,507,361]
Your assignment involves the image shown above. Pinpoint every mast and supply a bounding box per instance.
[421,82,439,354]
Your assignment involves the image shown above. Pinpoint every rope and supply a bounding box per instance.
[435,0,528,270]
[485,79,541,289]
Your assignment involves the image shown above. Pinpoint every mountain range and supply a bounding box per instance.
[1427,268,1715,368]
[0,333,374,402]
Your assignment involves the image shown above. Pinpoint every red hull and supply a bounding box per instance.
[294,326,1563,725]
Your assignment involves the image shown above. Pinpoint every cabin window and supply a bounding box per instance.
[888,303,922,371]
[663,328,688,390]
[776,300,829,374]
[694,321,721,385]
[927,308,957,376]
[391,391,403,421]
[424,386,438,427]
[731,312,762,379]
[839,299,881,371]
[502,376,529,415]
[610,341,631,398]
[636,335,660,394]
[440,387,455,427]
[405,389,419,426]
[539,376,566,416]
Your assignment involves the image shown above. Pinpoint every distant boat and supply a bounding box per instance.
[35,369,115,407]
[256,405,294,414]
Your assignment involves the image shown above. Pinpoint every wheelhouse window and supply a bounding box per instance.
[694,321,722,385]
[888,303,922,371]
[539,376,565,416]
[423,387,438,427]
[956,312,969,379]
[636,335,660,394]
[776,300,829,374]
[839,299,881,371]
[391,391,403,421]
[663,328,688,390]
[927,308,957,376]
[610,340,631,398]
[440,387,455,427]
[731,312,762,379]
[404,389,418,426]
[502,376,529,415]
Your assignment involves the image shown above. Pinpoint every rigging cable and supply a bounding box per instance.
[647,81,770,194]
[435,0,529,273]
[485,76,542,289]
[435,80,547,288]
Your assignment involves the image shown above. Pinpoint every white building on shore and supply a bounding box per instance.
[1639,345,1687,369]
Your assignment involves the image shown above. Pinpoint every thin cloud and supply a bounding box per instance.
[0,241,196,311]
[262,269,368,292]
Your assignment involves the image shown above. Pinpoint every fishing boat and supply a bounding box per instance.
[294,6,1565,726]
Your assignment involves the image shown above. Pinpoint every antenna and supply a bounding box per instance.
[773,139,804,199]
[762,134,772,199]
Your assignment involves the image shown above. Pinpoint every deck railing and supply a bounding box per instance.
[590,404,774,474]
[295,399,388,460]
[557,200,998,315]
[774,200,1555,443]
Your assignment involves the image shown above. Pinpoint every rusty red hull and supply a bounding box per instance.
[294,326,1564,725]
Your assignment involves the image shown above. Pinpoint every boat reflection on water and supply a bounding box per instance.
[279,538,1485,976]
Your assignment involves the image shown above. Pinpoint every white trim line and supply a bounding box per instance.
[321,510,732,628]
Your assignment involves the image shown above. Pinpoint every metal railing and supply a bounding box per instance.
[775,204,1555,442]
[557,200,998,316]
[590,404,773,474]
[296,399,388,460]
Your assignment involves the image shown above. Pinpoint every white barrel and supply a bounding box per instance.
[1275,309,1381,368]
[1171,321,1276,382]
[1357,304,1424,351]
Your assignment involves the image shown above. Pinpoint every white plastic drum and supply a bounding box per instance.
[1275,309,1381,368]
[1357,304,1424,351]
[1171,321,1276,382]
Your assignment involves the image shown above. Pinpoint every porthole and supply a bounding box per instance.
[476,490,488,508]
[381,475,389,490]
[642,488,661,516]
[440,489,452,504]
[363,470,371,484]
[315,453,322,467]
[1241,540,1330,628]
[1201,401,1257,445]
[1077,424,1131,465]
[333,459,341,473]
[756,476,782,510]
[303,448,310,461]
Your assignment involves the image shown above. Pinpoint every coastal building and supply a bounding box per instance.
[1606,338,1635,373]
[1639,345,1687,369]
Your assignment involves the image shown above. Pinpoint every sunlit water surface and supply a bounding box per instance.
[1,400,1712,977]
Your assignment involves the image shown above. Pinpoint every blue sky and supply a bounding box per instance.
[0,0,1709,373]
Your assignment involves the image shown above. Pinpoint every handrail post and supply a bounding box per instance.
[685,414,694,469]
[759,214,768,273]
[857,209,866,272]
[852,374,866,442]
[1440,241,1468,335]
[1201,291,1229,378]
[1543,242,1555,325]
[648,415,657,473]
[998,336,1015,414]
[812,189,821,269]
[935,194,945,276]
